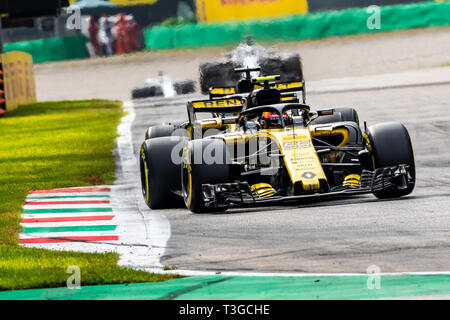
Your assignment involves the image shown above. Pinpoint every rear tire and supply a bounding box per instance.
[310,108,359,126]
[140,137,187,209]
[144,122,187,140]
[260,54,303,82]
[145,124,176,140]
[181,139,233,213]
[131,86,164,99]
[174,80,196,95]
[199,61,240,94]
[334,108,359,125]
[366,122,415,199]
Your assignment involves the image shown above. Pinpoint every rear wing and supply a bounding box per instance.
[270,81,304,93]
[209,80,305,98]
[187,97,245,123]
[209,87,236,98]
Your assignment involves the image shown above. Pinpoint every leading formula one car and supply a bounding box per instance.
[199,38,303,94]
[139,75,415,213]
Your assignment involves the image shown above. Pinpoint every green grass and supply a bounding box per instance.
[0,100,122,245]
[0,100,179,290]
[0,246,178,291]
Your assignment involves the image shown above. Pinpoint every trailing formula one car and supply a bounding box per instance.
[139,74,415,213]
[131,74,196,99]
[199,38,303,94]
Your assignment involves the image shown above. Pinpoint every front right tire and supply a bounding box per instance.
[366,122,415,199]
[181,139,233,213]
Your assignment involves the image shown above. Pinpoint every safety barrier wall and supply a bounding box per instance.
[307,0,429,12]
[4,35,89,64]
[145,1,450,50]
[196,0,309,23]
[0,51,37,114]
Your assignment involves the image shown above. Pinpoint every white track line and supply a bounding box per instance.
[113,101,171,269]
[145,269,450,277]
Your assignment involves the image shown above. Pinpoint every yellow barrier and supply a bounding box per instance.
[196,0,309,23]
[69,0,158,5]
[0,51,37,113]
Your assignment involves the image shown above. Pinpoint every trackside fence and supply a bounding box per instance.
[145,1,450,50]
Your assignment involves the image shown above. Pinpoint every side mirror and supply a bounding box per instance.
[358,149,372,170]
[317,109,334,117]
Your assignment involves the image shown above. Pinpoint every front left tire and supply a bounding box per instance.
[140,136,187,209]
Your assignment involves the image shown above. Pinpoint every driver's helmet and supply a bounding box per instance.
[260,111,291,128]
[244,36,254,46]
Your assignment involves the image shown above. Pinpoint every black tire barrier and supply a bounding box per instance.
[131,85,164,99]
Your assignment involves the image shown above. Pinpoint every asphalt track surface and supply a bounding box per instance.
[35,27,450,102]
[131,73,450,274]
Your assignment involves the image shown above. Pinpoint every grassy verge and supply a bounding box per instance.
[0,246,178,291]
[0,100,179,290]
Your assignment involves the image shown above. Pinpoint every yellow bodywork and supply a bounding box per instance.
[343,174,361,189]
[210,87,236,95]
[251,183,277,198]
[221,125,351,192]
[187,118,239,139]
[192,98,243,109]
[269,128,326,191]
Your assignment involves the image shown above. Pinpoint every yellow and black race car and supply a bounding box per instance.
[139,74,415,213]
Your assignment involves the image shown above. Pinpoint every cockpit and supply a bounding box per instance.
[239,104,311,133]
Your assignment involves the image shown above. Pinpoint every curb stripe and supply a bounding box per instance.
[29,187,111,194]
[21,216,115,223]
[27,195,110,199]
[25,200,110,205]
[20,187,119,250]
[19,231,119,238]
[23,208,113,214]
[22,212,117,219]
[19,236,119,244]
[23,225,118,233]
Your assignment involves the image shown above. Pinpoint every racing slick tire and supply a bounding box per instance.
[131,85,164,99]
[199,61,240,94]
[260,54,303,82]
[144,122,187,140]
[140,136,187,209]
[145,124,176,140]
[310,108,359,126]
[174,80,196,95]
[366,122,415,199]
[334,108,359,125]
[181,139,233,213]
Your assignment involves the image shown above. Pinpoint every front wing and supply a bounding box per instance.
[201,165,413,209]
